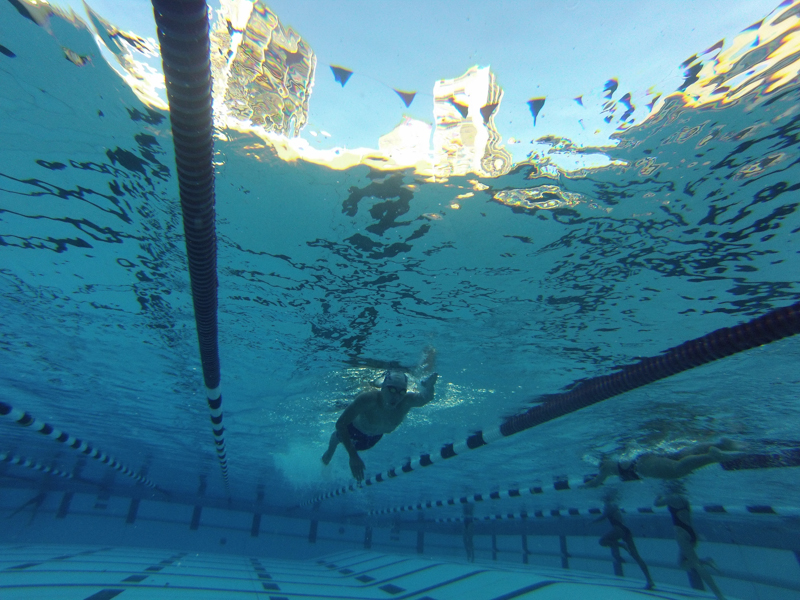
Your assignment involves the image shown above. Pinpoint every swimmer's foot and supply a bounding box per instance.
[321,449,334,465]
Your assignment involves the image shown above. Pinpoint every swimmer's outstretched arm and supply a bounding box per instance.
[406,372,438,407]
[582,459,618,488]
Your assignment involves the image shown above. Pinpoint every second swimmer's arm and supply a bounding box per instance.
[583,459,617,488]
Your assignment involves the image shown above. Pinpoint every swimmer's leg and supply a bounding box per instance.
[695,562,727,600]
[647,448,746,479]
[672,453,724,477]
[680,447,748,475]
[675,438,743,459]
[708,446,748,462]
[321,431,340,465]
[624,537,655,589]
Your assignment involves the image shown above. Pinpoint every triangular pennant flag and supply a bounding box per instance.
[527,98,545,126]
[449,97,469,118]
[619,92,634,121]
[603,79,618,99]
[479,103,498,124]
[573,96,584,107]
[330,65,353,87]
[394,89,416,107]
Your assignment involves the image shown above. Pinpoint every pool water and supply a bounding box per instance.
[1,1,800,599]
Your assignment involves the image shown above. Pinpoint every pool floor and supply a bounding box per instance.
[0,543,729,599]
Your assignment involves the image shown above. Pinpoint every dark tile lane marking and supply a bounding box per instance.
[262,582,281,591]
[7,563,41,570]
[107,552,185,590]
[489,577,701,600]
[1,566,325,586]
[364,563,447,587]
[340,560,483,600]
[251,557,280,593]
[390,569,487,600]
[489,581,559,600]
[5,547,107,570]
[2,565,358,590]
[0,581,463,599]
[0,582,396,597]
[321,555,406,571]
[83,590,124,600]
[4,553,482,599]
[326,558,413,580]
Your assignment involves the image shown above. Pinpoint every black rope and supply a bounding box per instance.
[152,0,219,387]
[152,0,228,485]
[501,301,800,437]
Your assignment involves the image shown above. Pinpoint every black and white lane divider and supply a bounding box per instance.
[0,450,72,479]
[367,447,800,517]
[434,502,800,523]
[0,400,157,488]
[152,0,230,490]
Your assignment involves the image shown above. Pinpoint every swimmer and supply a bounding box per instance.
[584,439,747,488]
[596,502,655,590]
[321,369,438,482]
[655,493,727,600]
[463,503,475,563]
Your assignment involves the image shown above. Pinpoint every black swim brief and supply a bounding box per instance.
[668,505,698,546]
[347,422,383,451]
[617,460,641,481]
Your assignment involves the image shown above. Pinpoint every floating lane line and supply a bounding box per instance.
[367,447,800,517]
[434,503,800,523]
[0,451,72,479]
[0,400,157,488]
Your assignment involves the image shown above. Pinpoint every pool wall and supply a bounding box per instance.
[1,482,799,599]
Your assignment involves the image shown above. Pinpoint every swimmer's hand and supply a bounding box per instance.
[420,372,438,388]
[349,454,365,483]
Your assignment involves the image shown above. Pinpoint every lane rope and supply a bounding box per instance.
[0,450,72,479]
[367,448,800,516]
[0,400,157,488]
[151,0,230,489]
[434,503,800,523]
